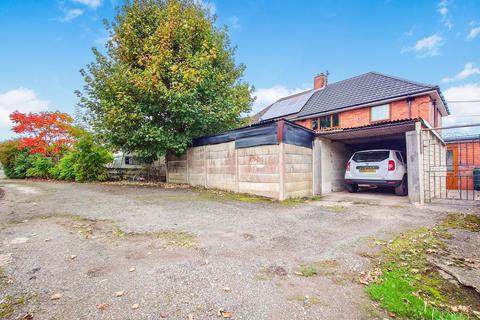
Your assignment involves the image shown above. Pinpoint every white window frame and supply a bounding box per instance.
[370,104,390,122]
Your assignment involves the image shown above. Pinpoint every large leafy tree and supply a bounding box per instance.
[77,0,253,161]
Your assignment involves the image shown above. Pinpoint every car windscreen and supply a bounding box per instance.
[352,151,389,163]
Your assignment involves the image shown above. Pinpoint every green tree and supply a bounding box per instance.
[77,0,253,161]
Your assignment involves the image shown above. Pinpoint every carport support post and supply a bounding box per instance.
[406,122,425,204]
[312,137,322,195]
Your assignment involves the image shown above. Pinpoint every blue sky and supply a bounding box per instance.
[1,0,480,139]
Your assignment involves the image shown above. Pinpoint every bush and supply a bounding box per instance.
[49,136,112,182]
[72,136,112,182]
[49,154,76,181]
[0,141,36,179]
[26,155,54,178]
[2,134,112,182]
[0,140,21,178]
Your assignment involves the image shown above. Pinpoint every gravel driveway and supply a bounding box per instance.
[0,179,467,319]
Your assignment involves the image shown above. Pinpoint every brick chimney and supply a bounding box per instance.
[314,73,328,89]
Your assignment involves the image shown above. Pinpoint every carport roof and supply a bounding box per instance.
[316,118,420,144]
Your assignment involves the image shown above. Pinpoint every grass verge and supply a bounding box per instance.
[365,213,480,319]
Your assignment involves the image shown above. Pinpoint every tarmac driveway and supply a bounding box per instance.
[0,179,468,319]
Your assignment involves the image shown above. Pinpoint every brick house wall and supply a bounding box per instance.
[446,141,480,190]
[295,94,438,131]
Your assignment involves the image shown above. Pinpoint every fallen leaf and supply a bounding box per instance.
[129,267,136,272]
[388,311,397,318]
[358,268,382,285]
[221,311,232,318]
[188,314,194,320]
[147,251,152,255]
[205,259,209,265]
[217,309,232,318]
[223,287,231,292]
[22,313,33,320]
[96,303,110,310]
[159,312,168,318]
[293,271,303,276]
[70,255,77,260]
[132,303,139,309]
[115,291,125,297]
[50,293,62,300]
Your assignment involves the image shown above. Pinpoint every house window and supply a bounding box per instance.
[371,104,390,122]
[332,113,339,127]
[311,119,318,130]
[446,150,453,172]
[317,114,339,130]
[320,115,331,129]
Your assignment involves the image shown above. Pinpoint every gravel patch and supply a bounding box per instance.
[0,179,472,319]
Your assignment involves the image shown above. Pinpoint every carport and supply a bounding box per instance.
[312,118,433,204]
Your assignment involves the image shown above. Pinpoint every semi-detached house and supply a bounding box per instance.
[166,72,449,204]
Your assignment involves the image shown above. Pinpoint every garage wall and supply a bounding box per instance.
[205,142,237,191]
[422,129,446,202]
[166,153,188,183]
[187,146,206,187]
[284,143,312,198]
[238,145,281,198]
[167,142,313,200]
[316,137,351,193]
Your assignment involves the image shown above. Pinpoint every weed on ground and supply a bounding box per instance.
[364,213,480,319]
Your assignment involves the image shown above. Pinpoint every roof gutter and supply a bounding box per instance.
[293,89,447,121]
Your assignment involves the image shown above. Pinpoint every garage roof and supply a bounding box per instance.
[316,118,419,144]
[297,72,445,118]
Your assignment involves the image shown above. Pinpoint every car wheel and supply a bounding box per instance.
[395,176,408,196]
[346,183,358,193]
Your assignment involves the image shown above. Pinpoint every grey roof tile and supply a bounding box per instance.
[297,72,440,117]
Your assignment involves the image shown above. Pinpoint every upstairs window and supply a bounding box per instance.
[317,114,339,130]
[311,119,318,130]
[320,115,331,129]
[371,104,390,122]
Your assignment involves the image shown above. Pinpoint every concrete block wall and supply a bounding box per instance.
[187,146,206,187]
[166,153,188,183]
[238,145,281,198]
[167,142,313,200]
[317,138,351,193]
[422,129,447,201]
[205,142,237,192]
[284,143,313,198]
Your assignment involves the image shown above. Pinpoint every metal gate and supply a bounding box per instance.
[422,124,480,202]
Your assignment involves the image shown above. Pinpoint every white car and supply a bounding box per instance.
[344,149,408,196]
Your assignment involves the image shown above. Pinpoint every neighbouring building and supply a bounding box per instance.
[444,135,480,196]
[166,71,456,204]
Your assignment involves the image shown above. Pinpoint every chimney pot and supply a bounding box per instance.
[314,73,328,89]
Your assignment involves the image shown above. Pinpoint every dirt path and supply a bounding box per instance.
[0,179,469,319]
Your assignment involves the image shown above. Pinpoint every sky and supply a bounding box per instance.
[1,0,480,140]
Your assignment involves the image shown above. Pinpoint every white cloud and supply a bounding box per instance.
[72,0,102,9]
[59,8,83,22]
[0,88,50,130]
[442,63,480,83]
[251,85,309,115]
[467,26,480,41]
[228,16,240,30]
[442,83,480,135]
[437,0,452,29]
[402,34,443,58]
